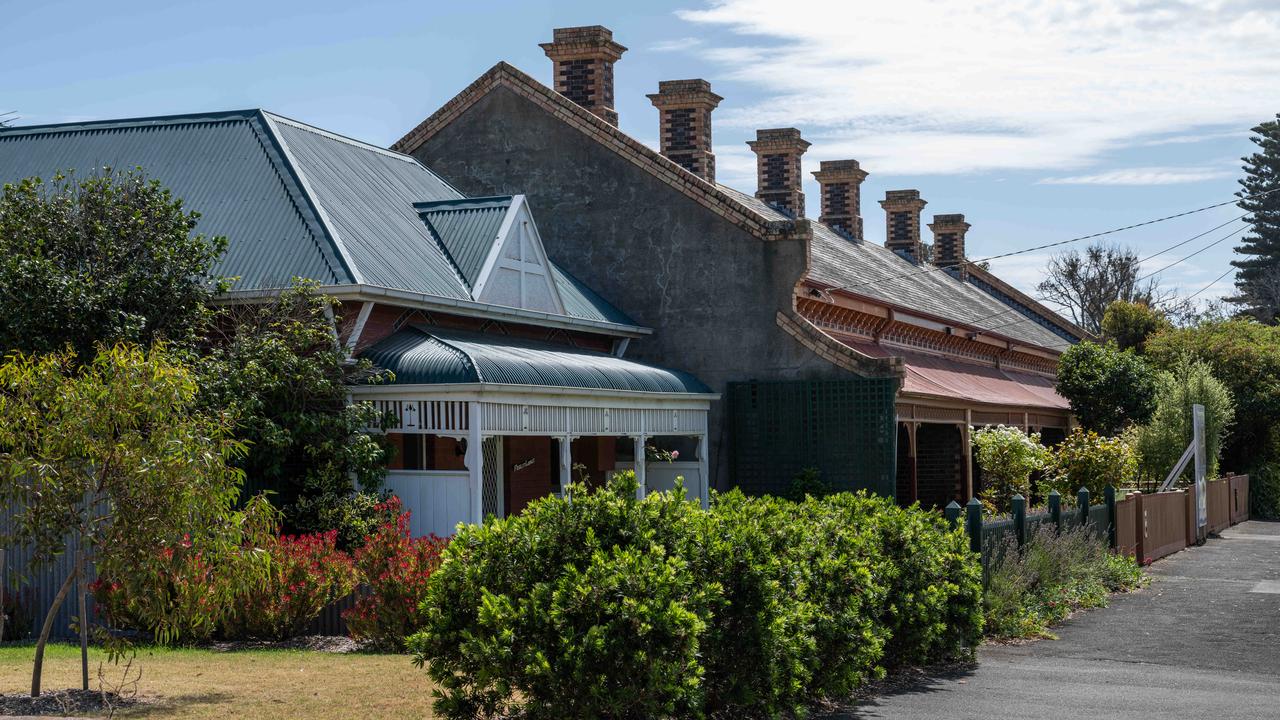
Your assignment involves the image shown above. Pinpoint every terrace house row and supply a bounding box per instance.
[394,25,1086,507]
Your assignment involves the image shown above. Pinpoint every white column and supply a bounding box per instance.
[697,434,709,510]
[633,435,647,499]
[559,436,573,502]
[467,401,483,524]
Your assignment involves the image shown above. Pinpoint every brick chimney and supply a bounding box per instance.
[812,160,868,241]
[879,190,927,261]
[746,128,811,218]
[647,79,722,183]
[929,213,971,279]
[540,26,627,126]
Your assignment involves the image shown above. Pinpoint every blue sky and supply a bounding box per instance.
[4,0,1276,314]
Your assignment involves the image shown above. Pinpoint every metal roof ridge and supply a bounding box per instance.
[0,109,262,136]
[417,326,485,383]
[258,111,365,285]
[261,110,425,165]
[413,195,515,210]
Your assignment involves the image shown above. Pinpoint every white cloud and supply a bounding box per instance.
[677,0,1280,174]
[649,36,703,52]
[1038,166,1236,185]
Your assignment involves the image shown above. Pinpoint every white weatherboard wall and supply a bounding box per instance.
[614,462,705,501]
[383,470,470,537]
[474,197,564,315]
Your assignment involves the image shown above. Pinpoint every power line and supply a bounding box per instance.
[1137,214,1247,263]
[831,188,1278,295]
[1136,223,1248,282]
[1185,267,1236,302]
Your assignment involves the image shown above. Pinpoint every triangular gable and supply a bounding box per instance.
[471,195,565,315]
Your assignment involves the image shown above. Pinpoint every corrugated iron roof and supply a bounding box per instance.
[0,109,637,330]
[717,185,1070,352]
[414,196,513,288]
[363,325,711,394]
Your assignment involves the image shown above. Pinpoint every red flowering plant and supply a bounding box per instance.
[224,529,358,640]
[344,497,449,650]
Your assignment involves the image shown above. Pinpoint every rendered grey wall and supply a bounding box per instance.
[410,87,854,490]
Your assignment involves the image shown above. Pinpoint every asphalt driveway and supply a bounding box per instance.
[827,520,1280,720]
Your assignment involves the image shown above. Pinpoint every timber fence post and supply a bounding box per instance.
[1133,491,1145,564]
[1105,485,1117,550]
[1048,490,1061,533]
[945,500,961,529]
[1078,487,1090,529]
[965,497,982,555]
[1013,494,1027,547]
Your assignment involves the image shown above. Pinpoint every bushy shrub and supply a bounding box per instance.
[409,474,982,719]
[1043,428,1137,498]
[1132,359,1234,487]
[1056,341,1158,434]
[1248,464,1280,520]
[971,425,1051,513]
[92,543,229,645]
[344,497,448,650]
[1101,300,1171,354]
[983,525,1143,639]
[223,530,358,640]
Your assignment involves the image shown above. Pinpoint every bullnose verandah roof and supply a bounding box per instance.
[362,326,713,394]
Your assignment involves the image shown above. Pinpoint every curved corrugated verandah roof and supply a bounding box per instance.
[361,326,712,394]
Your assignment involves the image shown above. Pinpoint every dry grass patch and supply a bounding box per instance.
[0,642,437,719]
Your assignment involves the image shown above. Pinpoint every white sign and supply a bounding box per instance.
[1194,404,1207,530]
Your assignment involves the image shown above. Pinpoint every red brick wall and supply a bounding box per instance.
[343,302,617,355]
[571,436,617,487]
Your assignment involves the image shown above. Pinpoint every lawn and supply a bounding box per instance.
[0,643,437,718]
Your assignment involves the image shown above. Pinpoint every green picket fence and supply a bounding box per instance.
[945,487,1115,567]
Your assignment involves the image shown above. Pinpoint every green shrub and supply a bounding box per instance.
[1248,464,1280,520]
[222,530,358,641]
[983,525,1143,639]
[971,425,1051,513]
[1056,341,1158,434]
[409,474,983,719]
[1131,359,1234,487]
[1043,428,1137,497]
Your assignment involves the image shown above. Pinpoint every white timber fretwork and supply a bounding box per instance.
[472,195,566,315]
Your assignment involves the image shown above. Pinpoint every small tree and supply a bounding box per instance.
[0,170,228,359]
[971,425,1051,513]
[196,281,393,541]
[1056,341,1158,434]
[1101,300,1172,354]
[1133,360,1235,489]
[1042,428,1138,498]
[0,344,254,696]
[1037,243,1174,334]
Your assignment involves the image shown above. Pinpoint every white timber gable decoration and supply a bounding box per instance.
[472,195,565,315]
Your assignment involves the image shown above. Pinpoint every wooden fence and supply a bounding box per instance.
[956,475,1250,567]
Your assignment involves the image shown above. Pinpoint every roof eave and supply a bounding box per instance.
[216,283,653,338]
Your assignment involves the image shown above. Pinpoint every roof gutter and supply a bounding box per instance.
[216,283,653,338]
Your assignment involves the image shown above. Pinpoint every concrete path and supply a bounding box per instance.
[827,520,1280,720]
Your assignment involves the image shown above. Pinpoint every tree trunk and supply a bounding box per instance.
[31,559,79,697]
[77,548,89,691]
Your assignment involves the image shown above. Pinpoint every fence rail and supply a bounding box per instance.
[954,475,1250,567]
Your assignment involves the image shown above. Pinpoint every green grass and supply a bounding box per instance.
[0,642,438,718]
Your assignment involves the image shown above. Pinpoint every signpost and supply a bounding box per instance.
[1193,404,1207,538]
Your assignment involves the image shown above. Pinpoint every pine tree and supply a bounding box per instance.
[1230,115,1280,323]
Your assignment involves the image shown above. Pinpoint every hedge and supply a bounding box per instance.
[408,474,981,719]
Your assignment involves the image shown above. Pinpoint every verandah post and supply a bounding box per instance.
[1048,490,1062,533]
[1078,487,1090,528]
[965,497,982,554]
[1012,494,1027,547]
[1105,485,1117,550]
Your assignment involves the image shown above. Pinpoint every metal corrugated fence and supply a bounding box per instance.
[1,504,98,641]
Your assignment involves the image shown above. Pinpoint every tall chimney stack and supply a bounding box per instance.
[879,190,927,261]
[647,79,722,183]
[746,128,811,218]
[812,160,869,241]
[540,26,627,126]
[929,213,971,279]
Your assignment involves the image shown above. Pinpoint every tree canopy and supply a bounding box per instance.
[1230,115,1280,323]
[1037,243,1171,334]
[1101,300,1172,353]
[0,170,227,359]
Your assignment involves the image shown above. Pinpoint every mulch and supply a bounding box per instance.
[0,688,137,718]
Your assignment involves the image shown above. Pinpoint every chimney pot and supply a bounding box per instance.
[929,213,972,279]
[746,128,811,218]
[540,25,628,126]
[648,79,723,183]
[879,190,928,262]
[812,159,869,241]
